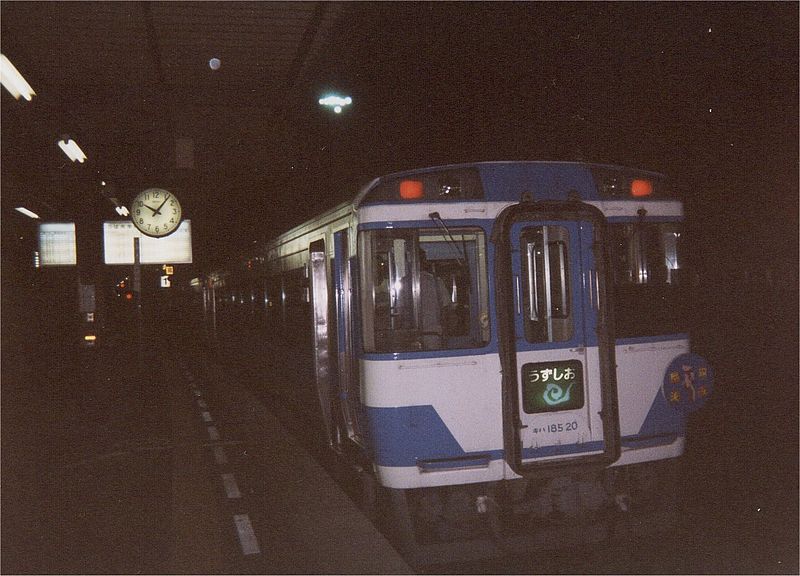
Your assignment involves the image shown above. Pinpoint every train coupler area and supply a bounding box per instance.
[397,458,682,553]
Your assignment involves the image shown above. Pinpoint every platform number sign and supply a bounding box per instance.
[160,264,173,288]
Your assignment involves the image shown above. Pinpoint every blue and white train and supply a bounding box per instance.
[199,161,713,561]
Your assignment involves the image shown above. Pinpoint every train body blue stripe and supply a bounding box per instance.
[521,441,605,459]
[637,387,687,437]
[367,399,685,468]
[366,405,469,467]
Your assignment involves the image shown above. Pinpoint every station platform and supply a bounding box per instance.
[1,299,411,574]
[174,337,413,574]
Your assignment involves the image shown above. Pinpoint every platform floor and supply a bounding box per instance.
[1,309,411,574]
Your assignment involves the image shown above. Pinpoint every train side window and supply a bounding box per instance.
[360,227,489,353]
[283,268,306,310]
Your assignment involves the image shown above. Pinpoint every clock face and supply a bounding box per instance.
[131,188,182,237]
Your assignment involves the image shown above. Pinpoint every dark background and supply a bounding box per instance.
[1,3,797,573]
[1,3,797,273]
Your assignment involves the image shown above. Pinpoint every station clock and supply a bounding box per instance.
[130,188,182,238]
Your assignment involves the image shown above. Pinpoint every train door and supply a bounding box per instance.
[309,239,335,447]
[495,203,619,473]
[333,230,364,445]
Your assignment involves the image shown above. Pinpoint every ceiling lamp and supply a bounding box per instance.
[319,94,352,114]
[14,206,40,219]
[0,54,35,101]
[58,138,87,163]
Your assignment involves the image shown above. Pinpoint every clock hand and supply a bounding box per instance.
[153,194,170,216]
[143,204,159,215]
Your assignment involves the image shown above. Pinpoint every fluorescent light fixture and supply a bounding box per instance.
[319,94,352,113]
[107,196,129,216]
[15,206,40,219]
[0,55,35,101]
[58,139,87,163]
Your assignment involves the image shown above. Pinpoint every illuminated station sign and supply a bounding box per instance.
[103,220,193,265]
[38,222,77,266]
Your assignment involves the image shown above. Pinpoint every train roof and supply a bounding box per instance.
[355,161,671,206]
[209,161,674,277]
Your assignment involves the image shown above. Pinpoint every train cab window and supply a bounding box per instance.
[609,222,689,337]
[360,227,490,353]
[610,222,686,285]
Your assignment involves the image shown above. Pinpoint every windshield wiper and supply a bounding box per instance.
[428,211,466,268]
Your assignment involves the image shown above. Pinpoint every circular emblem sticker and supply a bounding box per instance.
[663,353,714,412]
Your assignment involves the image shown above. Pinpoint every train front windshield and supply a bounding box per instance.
[360,228,490,353]
[609,222,690,338]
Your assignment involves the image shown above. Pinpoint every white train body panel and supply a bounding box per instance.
[362,338,693,488]
[362,354,505,489]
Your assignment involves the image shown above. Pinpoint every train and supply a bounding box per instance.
[196,161,713,563]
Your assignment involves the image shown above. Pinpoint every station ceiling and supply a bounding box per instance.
[1,1,353,254]
[2,3,796,271]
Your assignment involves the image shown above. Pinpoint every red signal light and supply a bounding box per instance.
[399,180,424,199]
[631,179,653,197]
[124,291,134,301]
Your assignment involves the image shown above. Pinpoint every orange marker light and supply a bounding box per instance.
[125,292,134,301]
[631,179,653,197]
[399,180,424,199]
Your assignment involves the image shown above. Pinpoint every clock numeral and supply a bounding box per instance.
[136,209,141,215]
[139,218,144,224]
